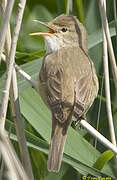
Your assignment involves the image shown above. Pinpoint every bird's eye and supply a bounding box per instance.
[61,27,67,32]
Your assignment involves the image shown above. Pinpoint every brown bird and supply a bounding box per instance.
[30,14,99,172]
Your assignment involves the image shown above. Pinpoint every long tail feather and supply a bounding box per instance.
[47,119,68,172]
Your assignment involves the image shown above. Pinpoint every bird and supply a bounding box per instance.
[30,14,99,172]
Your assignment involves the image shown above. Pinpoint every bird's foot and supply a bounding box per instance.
[74,116,86,129]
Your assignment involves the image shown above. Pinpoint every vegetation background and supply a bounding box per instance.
[0,0,117,179]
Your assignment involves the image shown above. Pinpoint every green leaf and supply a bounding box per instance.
[93,150,114,171]
[6,120,116,179]
[74,0,84,23]
[18,88,116,178]
[30,149,47,179]
[45,163,69,180]
[88,22,116,49]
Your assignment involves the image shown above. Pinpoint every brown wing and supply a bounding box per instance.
[42,50,74,123]
[47,67,64,122]
[72,56,99,121]
[72,73,93,120]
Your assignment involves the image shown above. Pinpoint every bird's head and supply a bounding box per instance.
[30,14,88,53]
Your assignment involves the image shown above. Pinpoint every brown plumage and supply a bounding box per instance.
[31,14,99,172]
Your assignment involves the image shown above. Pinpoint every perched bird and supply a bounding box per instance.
[30,14,99,172]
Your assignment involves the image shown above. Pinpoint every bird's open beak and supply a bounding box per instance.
[29,20,55,37]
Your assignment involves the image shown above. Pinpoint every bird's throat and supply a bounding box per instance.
[45,36,61,54]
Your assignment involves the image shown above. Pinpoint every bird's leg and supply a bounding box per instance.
[74,115,86,128]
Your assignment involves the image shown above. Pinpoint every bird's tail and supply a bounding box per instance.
[47,118,68,172]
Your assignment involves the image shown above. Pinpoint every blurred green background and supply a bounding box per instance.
[0,0,117,179]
